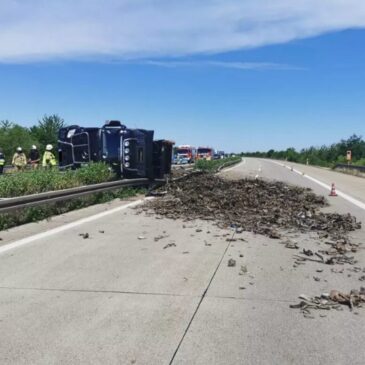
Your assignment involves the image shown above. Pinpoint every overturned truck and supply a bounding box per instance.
[58,120,174,179]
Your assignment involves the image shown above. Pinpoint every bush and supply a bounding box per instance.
[0,163,115,198]
[354,158,365,166]
[194,157,241,172]
[74,163,114,185]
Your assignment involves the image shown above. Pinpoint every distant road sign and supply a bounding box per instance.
[346,150,352,161]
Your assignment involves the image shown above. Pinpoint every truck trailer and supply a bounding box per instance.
[58,120,174,179]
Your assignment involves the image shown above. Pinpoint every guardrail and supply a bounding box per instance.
[217,158,242,172]
[334,164,365,173]
[0,178,157,214]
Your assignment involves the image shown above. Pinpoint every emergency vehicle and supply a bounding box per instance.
[196,147,214,161]
[175,145,196,164]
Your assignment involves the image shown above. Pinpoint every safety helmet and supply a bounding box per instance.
[32,145,37,150]
[46,144,53,151]
[16,147,22,152]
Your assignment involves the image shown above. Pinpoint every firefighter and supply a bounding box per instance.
[42,144,57,168]
[29,145,40,169]
[12,147,27,171]
[0,149,5,175]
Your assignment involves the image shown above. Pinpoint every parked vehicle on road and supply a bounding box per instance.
[196,147,214,161]
[213,150,225,159]
[175,145,196,164]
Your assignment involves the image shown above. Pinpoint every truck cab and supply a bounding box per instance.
[175,145,196,164]
[196,147,214,161]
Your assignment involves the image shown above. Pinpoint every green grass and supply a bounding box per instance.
[194,157,242,172]
[354,158,365,167]
[0,163,115,198]
[0,187,144,231]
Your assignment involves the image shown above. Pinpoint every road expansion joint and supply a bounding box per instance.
[0,286,198,298]
[169,230,235,365]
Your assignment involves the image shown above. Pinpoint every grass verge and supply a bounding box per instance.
[0,187,144,231]
[0,163,115,198]
[194,156,242,172]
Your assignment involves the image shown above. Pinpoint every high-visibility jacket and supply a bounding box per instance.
[12,152,27,167]
[0,153,5,166]
[42,151,57,167]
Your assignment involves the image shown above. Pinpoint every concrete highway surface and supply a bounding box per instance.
[0,158,364,364]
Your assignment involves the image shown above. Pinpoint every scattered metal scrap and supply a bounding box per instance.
[163,242,176,249]
[291,287,365,317]
[143,173,361,244]
[154,234,169,242]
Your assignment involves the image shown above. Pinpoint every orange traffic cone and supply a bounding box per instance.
[329,183,337,197]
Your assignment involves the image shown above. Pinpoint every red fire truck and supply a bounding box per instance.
[196,147,214,161]
[175,145,196,164]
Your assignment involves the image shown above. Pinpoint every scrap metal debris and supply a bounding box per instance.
[283,239,299,249]
[163,242,176,249]
[290,287,365,316]
[303,249,314,256]
[239,265,248,275]
[143,173,361,243]
[79,233,89,239]
[154,234,169,242]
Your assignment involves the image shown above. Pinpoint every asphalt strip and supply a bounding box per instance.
[0,198,151,255]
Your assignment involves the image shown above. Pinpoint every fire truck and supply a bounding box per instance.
[58,120,174,179]
[175,145,196,164]
[196,147,214,161]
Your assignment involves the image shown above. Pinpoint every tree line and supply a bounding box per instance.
[0,115,65,163]
[242,134,365,167]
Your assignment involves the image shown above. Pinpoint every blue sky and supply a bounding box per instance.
[0,1,364,152]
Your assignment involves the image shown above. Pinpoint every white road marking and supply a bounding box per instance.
[270,160,365,211]
[0,198,150,255]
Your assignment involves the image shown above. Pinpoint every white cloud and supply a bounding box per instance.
[142,60,305,71]
[0,0,364,62]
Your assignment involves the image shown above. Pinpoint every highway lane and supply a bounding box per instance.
[175,158,365,364]
[0,160,364,364]
[220,157,365,220]
[222,157,365,199]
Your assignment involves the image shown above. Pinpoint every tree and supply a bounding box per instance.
[0,121,38,163]
[285,147,299,162]
[30,114,66,151]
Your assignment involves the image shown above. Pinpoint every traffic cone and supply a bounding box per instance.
[329,183,337,197]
